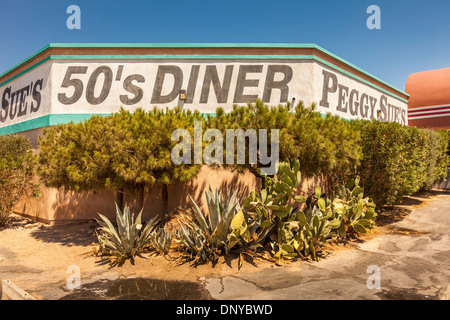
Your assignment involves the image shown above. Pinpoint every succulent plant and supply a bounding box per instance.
[149,224,172,255]
[95,204,158,264]
[227,208,273,252]
[247,159,323,263]
[248,159,343,263]
[327,176,377,238]
[273,199,333,264]
[176,186,242,264]
[176,162,378,266]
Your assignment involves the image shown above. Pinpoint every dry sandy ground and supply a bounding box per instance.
[0,215,278,299]
[0,190,443,300]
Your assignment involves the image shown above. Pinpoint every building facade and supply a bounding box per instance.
[406,67,450,130]
[1,43,409,142]
[0,44,410,223]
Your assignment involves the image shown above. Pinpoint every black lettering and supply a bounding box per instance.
[31,79,43,113]
[368,96,377,120]
[319,70,338,108]
[186,65,200,104]
[391,105,399,123]
[86,66,113,105]
[336,84,349,112]
[17,86,30,117]
[380,95,387,121]
[262,65,293,103]
[151,65,183,104]
[200,65,233,104]
[1,87,11,122]
[115,65,124,81]
[360,93,369,118]
[58,66,87,105]
[9,90,20,120]
[349,89,359,116]
[233,65,263,103]
[387,103,391,122]
[120,74,144,105]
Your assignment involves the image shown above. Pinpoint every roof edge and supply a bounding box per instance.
[0,43,408,97]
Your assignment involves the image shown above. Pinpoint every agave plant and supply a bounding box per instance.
[176,186,242,264]
[96,204,158,263]
[149,224,172,255]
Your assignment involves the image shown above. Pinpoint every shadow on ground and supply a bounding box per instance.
[30,222,97,247]
[375,189,450,227]
[24,190,450,251]
[376,287,439,300]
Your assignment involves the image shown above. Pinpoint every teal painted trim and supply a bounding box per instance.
[0,56,51,88]
[0,114,111,135]
[48,113,111,126]
[0,110,354,135]
[202,113,216,119]
[49,54,316,60]
[312,56,409,104]
[319,112,351,122]
[0,44,51,79]
[0,115,51,135]
[312,44,407,95]
[0,43,317,79]
[48,43,318,48]
[0,112,215,135]
[0,43,408,98]
[49,54,408,103]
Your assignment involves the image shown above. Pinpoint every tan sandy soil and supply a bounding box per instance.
[0,189,444,300]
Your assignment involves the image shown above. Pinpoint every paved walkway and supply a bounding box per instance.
[205,192,450,300]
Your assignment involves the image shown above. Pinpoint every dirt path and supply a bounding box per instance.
[0,190,447,300]
[0,215,274,299]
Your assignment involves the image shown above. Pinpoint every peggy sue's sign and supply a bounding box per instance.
[0,60,408,127]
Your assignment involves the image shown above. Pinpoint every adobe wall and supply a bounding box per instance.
[13,165,260,225]
[13,164,322,225]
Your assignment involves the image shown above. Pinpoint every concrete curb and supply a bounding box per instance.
[1,280,35,300]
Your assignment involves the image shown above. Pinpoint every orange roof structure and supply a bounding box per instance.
[406,67,450,130]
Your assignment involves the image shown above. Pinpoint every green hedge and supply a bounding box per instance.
[0,134,39,226]
[38,107,204,215]
[352,121,449,207]
[207,100,362,194]
[36,101,449,211]
[438,129,450,157]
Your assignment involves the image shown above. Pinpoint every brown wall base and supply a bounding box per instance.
[13,165,322,225]
[13,165,260,225]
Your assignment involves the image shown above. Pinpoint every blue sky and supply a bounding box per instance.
[1,0,449,91]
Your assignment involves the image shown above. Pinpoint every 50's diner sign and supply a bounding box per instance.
[0,55,408,133]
